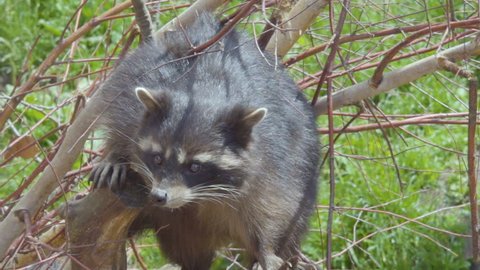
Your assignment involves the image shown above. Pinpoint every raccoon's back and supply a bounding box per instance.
[94,13,318,167]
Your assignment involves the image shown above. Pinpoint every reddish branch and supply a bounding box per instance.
[324,1,350,269]
[102,4,192,21]
[318,119,480,134]
[284,17,480,67]
[188,0,258,54]
[310,0,350,107]
[437,56,479,265]
[332,112,475,119]
[370,18,480,87]
[316,205,469,238]
[0,133,65,208]
[467,73,479,266]
[129,239,148,270]
[298,30,474,89]
[0,1,132,131]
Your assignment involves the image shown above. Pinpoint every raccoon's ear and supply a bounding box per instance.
[223,106,267,148]
[136,87,159,111]
[135,87,170,114]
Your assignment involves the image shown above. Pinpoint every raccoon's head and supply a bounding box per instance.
[132,87,267,209]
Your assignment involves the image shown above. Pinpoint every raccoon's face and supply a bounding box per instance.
[132,87,266,209]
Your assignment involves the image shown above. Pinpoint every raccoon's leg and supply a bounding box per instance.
[249,221,304,269]
[153,214,215,270]
[252,250,284,270]
[89,152,128,191]
[158,234,214,270]
[253,254,319,270]
[159,239,214,270]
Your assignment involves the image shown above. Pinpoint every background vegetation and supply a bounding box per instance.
[0,0,479,269]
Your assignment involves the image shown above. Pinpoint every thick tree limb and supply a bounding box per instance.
[264,0,328,58]
[0,99,102,260]
[65,188,143,270]
[9,224,65,268]
[313,35,480,116]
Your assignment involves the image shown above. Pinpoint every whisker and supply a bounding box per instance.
[188,190,239,210]
[123,161,155,184]
[105,126,141,147]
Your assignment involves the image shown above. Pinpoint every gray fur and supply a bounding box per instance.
[90,13,319,270]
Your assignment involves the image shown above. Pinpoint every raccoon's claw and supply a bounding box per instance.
[110,162,127,190]
[89,161,127,191]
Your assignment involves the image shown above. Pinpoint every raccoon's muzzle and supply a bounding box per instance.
[150,188,168,205]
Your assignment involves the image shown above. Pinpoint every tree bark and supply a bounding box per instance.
[66,173,148,270]
[265,0,328,58]
[0,99,102,260]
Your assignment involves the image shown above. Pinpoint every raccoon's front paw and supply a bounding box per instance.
[89,160,127,191]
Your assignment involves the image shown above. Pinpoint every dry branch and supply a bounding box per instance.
[436,55,480,267]
[264,0,328,58]
[298,30,475,89]
[189,0,259,54]
[0,98,102,260]
[155,0,228,34]
[316,203,470,263]
[0,1,132,132]
[467,76,479,267]
[12,224,65,268]
[370,18,480,87]
[313,35,480,115]
[318,119,480,134]
[322,1,350,268]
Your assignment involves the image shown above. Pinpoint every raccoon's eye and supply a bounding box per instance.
[153,154,162,166]
[189,162,201,173]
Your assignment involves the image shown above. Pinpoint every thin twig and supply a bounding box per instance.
[188,0,258,54]
[323,1,350,269]
[0,0,132,131]
[311,0,349,106]
[128,238,148,270]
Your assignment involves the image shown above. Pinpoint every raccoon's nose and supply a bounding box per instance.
[151,189,168,205]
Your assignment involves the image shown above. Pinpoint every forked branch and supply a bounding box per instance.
[313,35,480,116]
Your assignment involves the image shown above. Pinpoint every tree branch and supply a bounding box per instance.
[0,99,103,260]
[370,18,480,87]
[264,0,328,58]
[188,0,259,54]
[0,1,132,132]
[154,0,228,36]
[65,188,143,270]
[313,35,480,116]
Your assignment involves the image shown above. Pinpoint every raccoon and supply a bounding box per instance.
[90,13,320,270]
